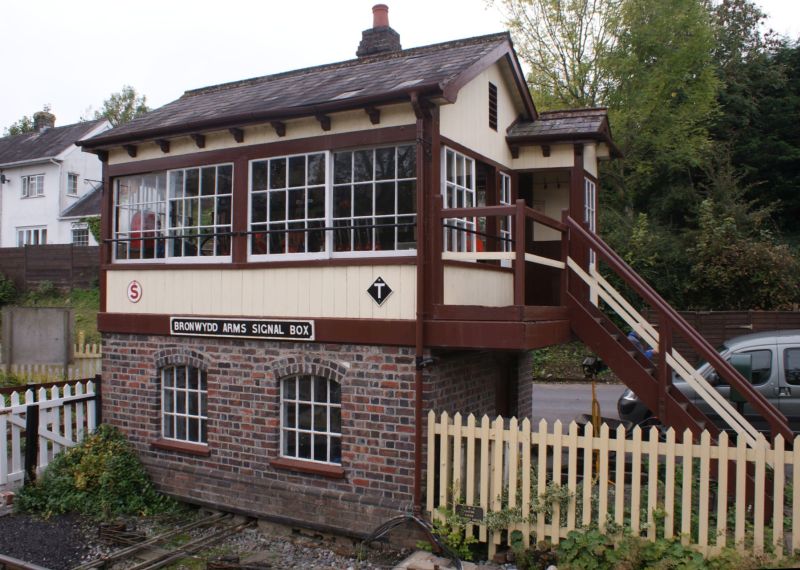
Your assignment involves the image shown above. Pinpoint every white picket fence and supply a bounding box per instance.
[427,411,799,559]
[0,380,99,488]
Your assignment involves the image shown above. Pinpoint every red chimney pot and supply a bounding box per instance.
[372,4,389,28]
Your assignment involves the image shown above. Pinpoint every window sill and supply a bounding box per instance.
[151,438,211,456]
[270,457,345,479]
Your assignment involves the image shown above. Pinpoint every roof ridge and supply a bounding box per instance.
[0,118,105,143]
[539,107,608,116]
[182,31,510,99]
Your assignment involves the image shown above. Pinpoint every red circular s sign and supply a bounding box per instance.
[127,280,142,303]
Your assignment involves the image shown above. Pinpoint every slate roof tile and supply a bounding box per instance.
[0,120,106,166]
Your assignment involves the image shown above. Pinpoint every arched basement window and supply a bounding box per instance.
[161,365,208,444]
[280,375,342,465]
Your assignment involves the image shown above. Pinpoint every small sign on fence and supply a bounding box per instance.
[455,504,485,522]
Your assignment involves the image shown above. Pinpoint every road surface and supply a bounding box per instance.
[528,382,626,426]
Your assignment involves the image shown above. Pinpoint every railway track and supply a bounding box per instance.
[71,511,254,570]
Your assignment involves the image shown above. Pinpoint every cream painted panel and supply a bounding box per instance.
[108,104,416,165]
[443,266,513,307]
[512,144,574,170]
[439,62,519,167]
[533,183,569,242]
[583,143,598,178]
[106,266,416,319]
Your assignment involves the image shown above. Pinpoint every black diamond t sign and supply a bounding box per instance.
[367,277,393,306]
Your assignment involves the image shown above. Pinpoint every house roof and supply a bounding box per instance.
[61,183,102,219]
[507,108,621,157]
[0,120,107,167]
[80,32,534,149]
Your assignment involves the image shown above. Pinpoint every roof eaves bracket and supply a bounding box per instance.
[123,144,137,158]
[156,139,170,153]
[271,121,286,137]
[190,134,206,149]
[229,128,245,143]
[315,114,332,132]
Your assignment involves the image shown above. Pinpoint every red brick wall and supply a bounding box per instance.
[424,350,503,418]
[102,334,419,534]
[516,351,534,420]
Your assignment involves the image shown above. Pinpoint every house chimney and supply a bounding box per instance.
[356,4,402,58]
[33,110,56,132]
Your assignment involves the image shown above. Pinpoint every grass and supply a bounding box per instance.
[530,341,619,383]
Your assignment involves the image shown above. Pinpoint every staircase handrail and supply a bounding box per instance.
[566,216,793,442]
[438,203,568,233]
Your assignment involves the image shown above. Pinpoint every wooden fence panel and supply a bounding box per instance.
[0,245,99,292]
[426,412,796,559]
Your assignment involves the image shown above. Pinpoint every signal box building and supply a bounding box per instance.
[80,5,648,535]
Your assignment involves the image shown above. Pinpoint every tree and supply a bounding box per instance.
[604,0,719,227]
[3,115,35,137]
[494,0,621,109]
[95,86,150,127]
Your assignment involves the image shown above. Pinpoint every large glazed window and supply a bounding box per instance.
[250,153,327,256]
[114,173,167,260]
[161,365,208,445]
[113,164,232,261]
[442,147,476,252]
[168,165,233,257]
[332,145,416,252]
[280,375,342,465]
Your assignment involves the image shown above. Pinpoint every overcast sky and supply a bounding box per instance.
[1,0,798,131]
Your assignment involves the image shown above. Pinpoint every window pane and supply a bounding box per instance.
[375,147,395,180]
[307,221,325,253]
[270,158,286,189]
[786,349,800,385]
[376,218,395,250]
[298,404,312,429]
[269,223,286,254]
[217,164,232,194]
[299,376,311,400]
[313,434,327,462]
[284,377,296,399]
[201,167,215,196]
[252,194,267,223]
[188,392,198,415]
[354,150,373,183]
[188,418,199,442]
[164,388,174,413]
[288,156,305,187]
[176,417,187,440]
[353,218,373,250]
[307,153,325,186]
[307,187,325,219]
[176,367,186,388]
[397,181,416,214]
[330,408,342,433]
[217,197,232,225]
[397,215,417,250]
[330,437,342,463]
[334,152,352,184]
[164,414,174,438]
[313,377,327,402]
[330,381,341,404]
[375,182,395,216]
[334,186,351,218]
[298,432,311,458]
[176,392,186,414]
[252,162,268,191]
[284,430,296,456]
[269,191,286,222]
[313,405,326,431]
[200,421,207,443]
[353,184,372,217]
[284,402,296,427]
[169,171,184,198]
[185,169,199,197]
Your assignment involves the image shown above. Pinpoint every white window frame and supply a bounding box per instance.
[441,146,477,253]
[584,177,597,268]
[247,145,418,262]
[71,223,89,246]
[499,172,512,253]
[161,365,208,445]
[112,163,233,263]
[280,375,342,465]
[67,172,79,196]
[17,226,47,246]
[22,174,44,198]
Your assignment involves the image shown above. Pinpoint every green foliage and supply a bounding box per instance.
[3,115,35,137]
[95,85,150,127]
[686,198,800,310]
[418,506,480,561]
[0,273,17,306]
[495,0,621,109]
[15,424,177,520]
[83,216,101,244]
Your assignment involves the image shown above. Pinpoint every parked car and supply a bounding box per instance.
[617,330,800,433]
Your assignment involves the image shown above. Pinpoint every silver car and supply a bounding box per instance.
[617,330,800,432]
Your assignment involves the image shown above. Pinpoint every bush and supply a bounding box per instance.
[0,273,17,306]
[15,424,177,520]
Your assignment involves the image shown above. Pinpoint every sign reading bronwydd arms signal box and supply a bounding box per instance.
[170,317,314,341]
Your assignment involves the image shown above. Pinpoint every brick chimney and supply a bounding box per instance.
[356,4,402,58]
[33,110,56,132]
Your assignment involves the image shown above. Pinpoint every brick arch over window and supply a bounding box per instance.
[154,347,210,372]
[269,355,347,383]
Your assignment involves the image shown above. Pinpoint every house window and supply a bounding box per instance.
[332,145,416,252]
[499,172,512,253]
[17,226,47,246]
[248,145,417,257]
[489,82,498,131]
[22,174,44,198]
[113,163,232,261]
[250,153,327,256]
[72,226,89,246]
[584,177,597,268]
[281,375,341,465]
[168,165,233,257]
[161,365,208,444]
[67,173,79,196]
[442,147,476,252]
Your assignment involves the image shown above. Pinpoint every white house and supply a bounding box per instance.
[0,111,110,247]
